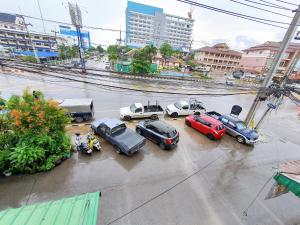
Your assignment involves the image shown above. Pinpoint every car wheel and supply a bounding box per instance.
[150,114,158,120]
[159,142,166,150]
[185,120,191,127]
[236,135,245,144]
[136,127,143,135]
[171,112,178,118]
[207,133,215,140]
[123,115,131,121]
[115,146,121,154]
[194,111,200,115]
[74,117,83,123]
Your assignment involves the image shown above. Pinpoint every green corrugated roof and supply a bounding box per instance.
[275,173,300,198]
[0,192,100,225]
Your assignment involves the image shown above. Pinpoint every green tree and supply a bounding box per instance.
[159,42,173,60]
[188,60,196,69]
[131,49,151,74]
[22,56,37,63]
[0,89,71,174]
[96,45,104,54]
[58,44,78,59]
[142,44,157,62]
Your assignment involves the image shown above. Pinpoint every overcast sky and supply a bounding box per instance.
[2,0,300,50]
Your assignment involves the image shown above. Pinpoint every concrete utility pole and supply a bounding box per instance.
[36,0,46,33]
[68,2,86,73]
[281,49,300,87]
[245,3,300,126]
[22,18,40,63]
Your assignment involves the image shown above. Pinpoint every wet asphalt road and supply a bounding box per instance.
[0,72,300,225]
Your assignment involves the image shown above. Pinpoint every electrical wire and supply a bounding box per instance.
[178,0,289,28]
[244,0,293,10]
[106,155,223,225]
[180,0,291,24]
[273,0,298,6]
[229,0,293,18]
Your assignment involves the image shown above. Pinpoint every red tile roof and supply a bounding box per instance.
[280,160,300,184]
[243,41,300,52]
[195,45,242,57]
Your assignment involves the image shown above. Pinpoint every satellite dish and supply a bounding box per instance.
[230,105,242,117]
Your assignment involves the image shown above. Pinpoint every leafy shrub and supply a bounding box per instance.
[0,89,71,174]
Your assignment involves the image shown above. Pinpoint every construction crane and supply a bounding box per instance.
[188,0,198,19]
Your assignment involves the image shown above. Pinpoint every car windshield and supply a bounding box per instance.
[168,129,177,138]
[236,122,247,130]
[174,101,188,109]
[130,104,137,112]
[111,124,126,135]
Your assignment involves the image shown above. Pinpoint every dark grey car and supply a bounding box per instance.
[91,118,146,156]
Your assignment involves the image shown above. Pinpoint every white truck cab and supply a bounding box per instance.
[166,99,205,118]
[120,102,164,121]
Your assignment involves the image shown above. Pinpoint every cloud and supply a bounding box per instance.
[232,35,259,50]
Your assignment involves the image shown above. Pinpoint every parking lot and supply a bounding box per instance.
[0,73,300,225]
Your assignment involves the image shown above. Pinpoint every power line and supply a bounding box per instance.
[272,0,298,6]
[229,0,293,18]
[178,0,289,28]
[21,14,123,32]
[243,0,293,10]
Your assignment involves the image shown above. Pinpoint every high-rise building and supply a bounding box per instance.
[125,1,194,51]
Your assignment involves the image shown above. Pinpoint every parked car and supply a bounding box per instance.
[226,77,234,86]
[59,98,94,123]
[166,98,205,118]
[91,118,146,155]
[136,120,179,149]
[206,111,259,144]
[120,101,164,121]
[185,114,226,140]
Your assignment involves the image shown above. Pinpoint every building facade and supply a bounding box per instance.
[59,25,91,49]
[194,43,242,72]
[0,13,62,58]
[125,1,193,51]
[239,41,300,76]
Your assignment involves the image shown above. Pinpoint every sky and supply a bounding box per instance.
[1,0,300,50]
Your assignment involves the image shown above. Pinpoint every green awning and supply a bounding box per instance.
[274,173,300,198]
[0,192,100,225]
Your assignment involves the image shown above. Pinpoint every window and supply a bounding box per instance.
[236,122,247,130]
[111,124,126,136]
[135,108,142,113]
[228,121,236,128]
[221,118,229,123]
[99,124,107,134]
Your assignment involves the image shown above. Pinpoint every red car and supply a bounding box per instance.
[185,114,227,140]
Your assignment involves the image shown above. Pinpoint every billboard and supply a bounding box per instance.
[59,26,91,49]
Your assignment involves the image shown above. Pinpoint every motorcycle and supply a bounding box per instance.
[74,133,93,155]
[87,132,102,151]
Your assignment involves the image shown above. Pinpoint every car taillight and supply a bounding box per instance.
[165,138,172,145]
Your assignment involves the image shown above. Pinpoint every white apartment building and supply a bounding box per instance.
[126,1,193,51]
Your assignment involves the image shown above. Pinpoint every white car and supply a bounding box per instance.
[120,102,164,121]
[166,99,205,118]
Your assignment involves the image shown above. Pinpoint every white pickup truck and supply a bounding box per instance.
[120,102,164,121]
[166,98,205,118]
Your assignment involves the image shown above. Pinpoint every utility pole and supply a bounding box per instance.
[68,2,86,73]
[245,3,300,126]
[21,17,40,63]
[36,0,46,33]
[281,49,300,87]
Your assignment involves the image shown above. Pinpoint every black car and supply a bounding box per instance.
[91,118,146,156]
[136,120,179,150]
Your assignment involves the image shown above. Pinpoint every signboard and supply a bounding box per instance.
[68,2,82,28]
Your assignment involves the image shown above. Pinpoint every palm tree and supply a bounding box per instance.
[143,44,157,63]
